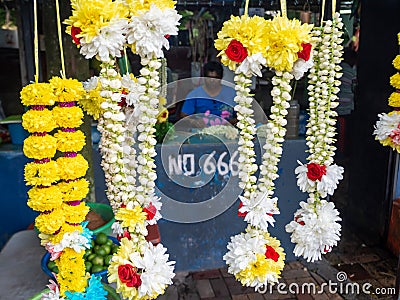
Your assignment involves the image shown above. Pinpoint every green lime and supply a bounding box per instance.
[111,245,119,254]
[95,233,108,245]
[91,264,104,274]
[106,239,113,246]
[100,244,111,255]
[85,261,92,272]
[92,255,104,266]
[104,255,113,266]
[95,247,107,257]
[83,249,92,259]
[47,261,56,270]
[87,253,97,262]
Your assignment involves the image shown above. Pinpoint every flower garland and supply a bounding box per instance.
[21,77,101,297]
[65,0,180,298]
[374,33,400,151]
[286,12,344,262]
[215,8,313,289]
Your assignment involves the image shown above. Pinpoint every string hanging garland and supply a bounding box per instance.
[286,12,344,263]
[214,0,313,289]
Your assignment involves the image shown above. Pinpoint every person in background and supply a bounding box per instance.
[179,61,237,128]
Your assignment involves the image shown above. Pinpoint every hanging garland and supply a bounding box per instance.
[286,12,344,262]
[214,0,313,289]
[64,0,180,298]
[374,33,400,151]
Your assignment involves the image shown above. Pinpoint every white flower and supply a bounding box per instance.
[111,221,124,235]
[131,242,175,298]
[236,53,267,77]
[127,5,181,58]
[374,113,400,141]
[238,192,279,231]
[317,164,344,197]
[41,279,64,300]
[291,58,314,80]
[83,76,99,91]
[80,19,128,62]
[286,199,341,262]
[223,229,267,274]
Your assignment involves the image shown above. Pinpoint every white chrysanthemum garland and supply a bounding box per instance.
[373,33,400,151]
[286,12,345,262]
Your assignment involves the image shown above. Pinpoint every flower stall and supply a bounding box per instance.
[0,0,357,298]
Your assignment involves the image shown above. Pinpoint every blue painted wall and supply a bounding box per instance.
[0,138,307,272]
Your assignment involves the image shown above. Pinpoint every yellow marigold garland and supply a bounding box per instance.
[23,134,58,160]
[52,105,84,128]
[389,92,400,107]
[393,55,400,70]
[56,154,89,180]
[35,208,65,234]
[24,160,60,186]
[56,248,87,295]
[27,185,63,212]
[20,82,56,106]
[62,202,90,224]
[54,130,86,152]
[22,109,57,133]
[58,178,89,202]
[79,86,104,120]
[390,73,400,90]
[49,76,85,102]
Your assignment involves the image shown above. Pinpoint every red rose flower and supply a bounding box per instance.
[237,201,247,218]
[225,40,248,63]
[143,202,157,220]
[117,230,131,241]
[265,245,280,262]
[297,43,312,61]
[306,162,326,181]
[294,215,305,226]
[118,264,142,288]
[71,26,82,45]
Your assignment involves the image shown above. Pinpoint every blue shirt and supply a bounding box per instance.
[181,85,237,120]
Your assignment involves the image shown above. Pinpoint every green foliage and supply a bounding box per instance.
[154,122,175,144]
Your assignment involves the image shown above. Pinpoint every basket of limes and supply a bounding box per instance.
[41,233,119,282]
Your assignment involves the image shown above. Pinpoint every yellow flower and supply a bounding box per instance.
[264,16,313,72]
[157,108,169,123]
[236,232,285,286]
[57,154,89,181]
[54,130,86,152]
[126,0,176,15]
[49,77,85,103]
[389,92,400,107]
[62,202,90,224]
[57,248,87,295]
[20,82,56,106]
[64,0,128,44]
[393,55,400,71]
[22,109,57,133]
[24,160,60,186]
[58,178,89,202]
[46,223,84,245]
[215,15,269,71]
[115,205,147,233]
[35,208,65,234]
[79,89,104,120]
[390,73,400,90]
[27,185,63,212]
[52,106,84,128]
[23,134,57,160]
